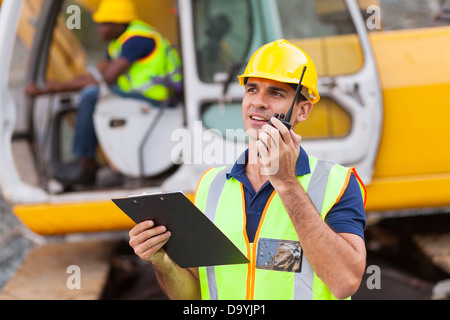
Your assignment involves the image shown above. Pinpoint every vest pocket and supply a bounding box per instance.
[256,238,303,273]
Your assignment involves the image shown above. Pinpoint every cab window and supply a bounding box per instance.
[193,0,253,82]
[45,0,99,82]
[364,0,446,31]
[198,0,360,141]
[276,0,364,78]
[275,0,359,139]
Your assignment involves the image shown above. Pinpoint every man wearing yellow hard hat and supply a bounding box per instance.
[26,0,182,188]
[129,40,366,300]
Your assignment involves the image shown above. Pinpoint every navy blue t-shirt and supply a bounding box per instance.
[106,36,156,63]
[226,148,366,243]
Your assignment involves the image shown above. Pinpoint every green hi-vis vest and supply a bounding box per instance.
[107,20,182,102]
[194,155,366,300]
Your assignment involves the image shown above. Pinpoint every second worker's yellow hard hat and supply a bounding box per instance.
[238,39,320,104]
[92,0,138,24]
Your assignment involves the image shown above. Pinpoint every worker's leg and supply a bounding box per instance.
[73,85,100,159]
[53,85,99,188]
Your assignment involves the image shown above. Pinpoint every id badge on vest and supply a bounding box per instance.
[256,238,303,273]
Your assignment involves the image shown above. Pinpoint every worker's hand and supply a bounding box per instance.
[24,81,63,96]
[256,117,302,189]
[128,220,171,263]
[24,83,44,96]
[46,80,64,92]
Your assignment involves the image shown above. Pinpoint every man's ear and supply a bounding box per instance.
[295,101,313,124]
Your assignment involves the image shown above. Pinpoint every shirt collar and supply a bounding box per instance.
[226,146,311,180]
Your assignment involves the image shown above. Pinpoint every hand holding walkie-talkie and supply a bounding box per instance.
[267,65,307,131]
[269,112,292,130]
[258,66,307,159]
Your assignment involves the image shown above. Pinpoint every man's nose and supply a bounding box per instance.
[251,93,269,109]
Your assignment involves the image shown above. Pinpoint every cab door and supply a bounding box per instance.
[278,0,383,184]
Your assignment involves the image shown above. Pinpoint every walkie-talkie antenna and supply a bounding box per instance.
[268,65,308,131]
[285,65,307,123]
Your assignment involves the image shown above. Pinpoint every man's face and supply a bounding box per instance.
[242,77,298,141]
[97,23,124,42]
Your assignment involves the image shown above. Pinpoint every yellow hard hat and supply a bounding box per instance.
[92,0,138,24]
[238,39,320,104]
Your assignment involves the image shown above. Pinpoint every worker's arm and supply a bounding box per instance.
[97,57,131,85]
[24,74,96,96]
[128,220,201,300]
[24,57,131,96]
[257,117,366,300]
[24,61,103,96]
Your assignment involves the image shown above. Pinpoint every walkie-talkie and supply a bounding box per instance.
[268,66,307,131]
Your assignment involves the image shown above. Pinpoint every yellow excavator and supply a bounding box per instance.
[0,0,449,299]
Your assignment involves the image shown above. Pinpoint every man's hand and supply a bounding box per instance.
[128,220,171,263]
[256,117,302,189]
[129,220,201,300]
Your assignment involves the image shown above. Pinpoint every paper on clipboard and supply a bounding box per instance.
[112,191,249,268]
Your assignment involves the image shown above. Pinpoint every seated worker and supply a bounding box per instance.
[25,0,182,187]
[128,40,367,300]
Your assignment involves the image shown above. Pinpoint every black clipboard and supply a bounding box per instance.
[112,191,249,268]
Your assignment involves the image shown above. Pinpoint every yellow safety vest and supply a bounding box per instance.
[107,20,182,102]
[195,155,366,300]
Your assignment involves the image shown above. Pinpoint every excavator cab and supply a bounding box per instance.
[15,0,184,193]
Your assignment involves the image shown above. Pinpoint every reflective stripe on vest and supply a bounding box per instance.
[197,156,363,300]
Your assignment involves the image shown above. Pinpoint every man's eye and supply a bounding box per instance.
[271,91,282,97]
